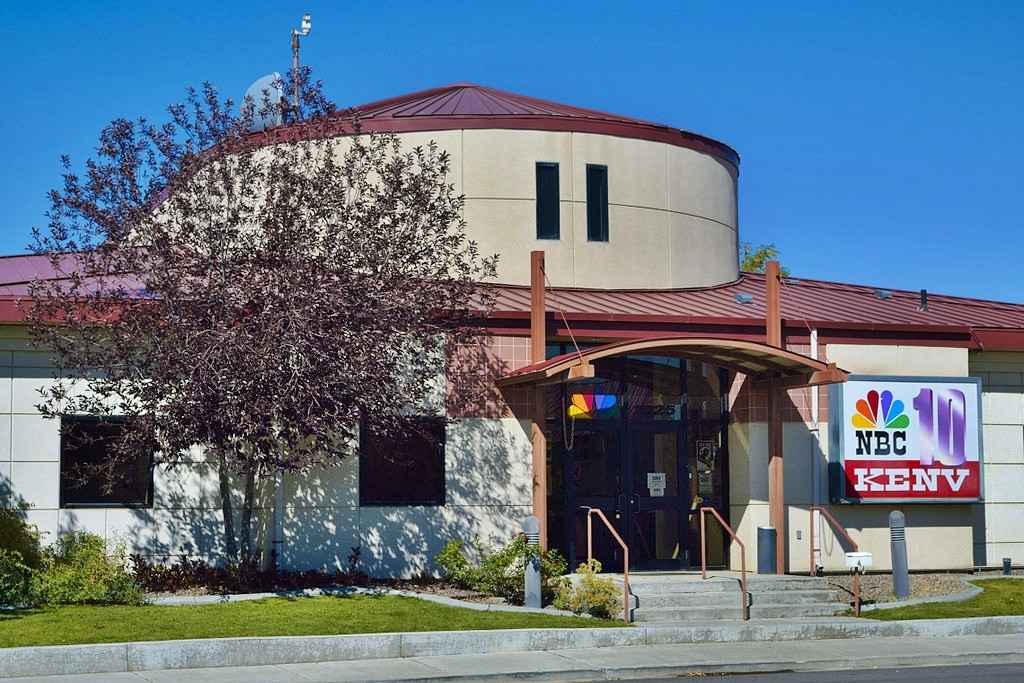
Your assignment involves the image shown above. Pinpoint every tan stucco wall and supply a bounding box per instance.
[396,128,739,289]
[282,416,532,577]
[969,351,1024,567]
[826,344,969,377]
[0,324,533,578]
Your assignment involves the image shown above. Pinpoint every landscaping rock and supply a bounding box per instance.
[827,573,968,604]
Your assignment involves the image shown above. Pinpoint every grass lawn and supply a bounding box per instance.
[867,579,1024,620]
[0,594,612,648]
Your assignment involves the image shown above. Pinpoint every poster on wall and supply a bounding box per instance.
[829,375,984,503]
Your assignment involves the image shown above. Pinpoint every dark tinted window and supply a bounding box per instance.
[536,162,560,240]
[359,417,446,506]
[586,164,609,242]
[60,416,153,508]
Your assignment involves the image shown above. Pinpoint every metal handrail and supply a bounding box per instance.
[699,506,749,620]
[809,505,861,616]
[582,506,631,623]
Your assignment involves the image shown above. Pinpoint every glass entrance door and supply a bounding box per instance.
[548,357,730,572]
[564,421,627,571]
[627,423,687,569]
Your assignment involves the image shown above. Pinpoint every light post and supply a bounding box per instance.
[291,12,312,118]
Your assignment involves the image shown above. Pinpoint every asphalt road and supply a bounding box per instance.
[627,663,1024,682]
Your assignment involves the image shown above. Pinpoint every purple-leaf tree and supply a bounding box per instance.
[27,73,497,564]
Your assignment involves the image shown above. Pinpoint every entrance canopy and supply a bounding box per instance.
[497,336,848,389]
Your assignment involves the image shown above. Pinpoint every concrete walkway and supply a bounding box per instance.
[3,633,1023,682]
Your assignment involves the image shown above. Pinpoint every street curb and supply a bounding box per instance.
[3,616,1024,678]
[398,649,1024,682]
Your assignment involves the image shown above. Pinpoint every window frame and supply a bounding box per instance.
[535,161,561,240]
[59,415,154,509]
[358,416,447,507]
[586,164,609,242]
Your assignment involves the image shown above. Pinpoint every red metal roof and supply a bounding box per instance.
[489,272,1024,332]
[259,83,740,170]
[0,253,1021,348]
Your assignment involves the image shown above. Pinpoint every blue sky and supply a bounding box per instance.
[1,2,1021,301]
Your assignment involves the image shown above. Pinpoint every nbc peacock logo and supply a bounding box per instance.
[851,389,910,430]
[567,393,618,419]
[852,389,909,457]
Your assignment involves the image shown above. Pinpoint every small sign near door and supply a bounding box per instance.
[647,472,666,497]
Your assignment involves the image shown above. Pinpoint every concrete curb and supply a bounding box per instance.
[148,585,587,618]
[3,615,1024,678]
[399,646,1024,682]
[860,576,984,612]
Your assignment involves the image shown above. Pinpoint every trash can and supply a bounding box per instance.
[757,526,777,574]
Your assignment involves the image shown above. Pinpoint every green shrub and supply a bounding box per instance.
[0,549,39,608]
[434,539,481,589]
[553,559,621,619]
[0,508,43,569]
[434,535,567,605]
[36,532,144,606]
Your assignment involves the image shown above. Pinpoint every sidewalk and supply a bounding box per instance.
[3,633,1023,682]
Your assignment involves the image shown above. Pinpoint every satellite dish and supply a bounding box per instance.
[243,72,285,132]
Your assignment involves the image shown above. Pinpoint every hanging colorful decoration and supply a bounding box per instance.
[567,392,618,419]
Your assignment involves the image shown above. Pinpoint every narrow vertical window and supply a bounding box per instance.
[535,162,560,240]
[586,164,609,242]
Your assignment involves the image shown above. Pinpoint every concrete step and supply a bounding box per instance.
[623,576,832,594]
[635,589,841,609]
[632,602,849,622]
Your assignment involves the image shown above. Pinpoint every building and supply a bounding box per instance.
[1,83,1022,577]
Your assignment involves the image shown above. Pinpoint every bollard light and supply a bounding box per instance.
[889,510,910,600]
[522,516,542,609]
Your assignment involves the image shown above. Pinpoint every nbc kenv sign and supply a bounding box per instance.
[829,377,983,503]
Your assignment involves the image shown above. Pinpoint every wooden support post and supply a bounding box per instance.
[530,251,548,549]
[765,260,786,574]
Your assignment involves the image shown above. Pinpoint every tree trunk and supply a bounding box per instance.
[218,454,239,563]
[239,467,257,564]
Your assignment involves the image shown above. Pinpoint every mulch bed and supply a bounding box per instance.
[146,578,495,603]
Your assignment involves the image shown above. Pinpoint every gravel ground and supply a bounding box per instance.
[826,573,970,604]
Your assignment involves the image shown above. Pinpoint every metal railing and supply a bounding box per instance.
[582,506,631,624]
[809,505,861,616]
[699,506,750,620]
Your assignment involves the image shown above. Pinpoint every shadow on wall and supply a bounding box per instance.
[110,447,530,578]
[282,416,532,577]
[360,415,533,578]
[53,336,536,577]
[120,459,273,566]
[348,336,534,577]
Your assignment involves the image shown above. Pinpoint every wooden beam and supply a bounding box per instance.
[530,252,546,364]
[767,384,785,574]
[529,251,548,549]
[765,260,786,574]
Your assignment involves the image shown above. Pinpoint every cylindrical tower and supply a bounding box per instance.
[325,84,740,289]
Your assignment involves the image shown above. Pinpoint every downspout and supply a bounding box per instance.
[272,470,285,569]
[530,251,548,549]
